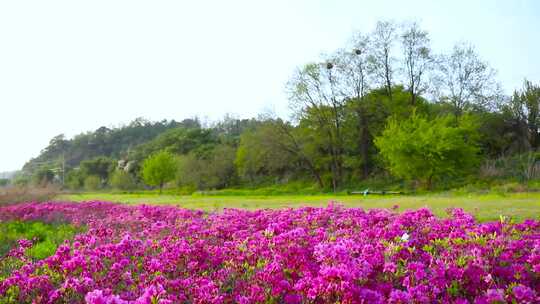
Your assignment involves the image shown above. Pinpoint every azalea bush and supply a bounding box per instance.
[0,201,539,303]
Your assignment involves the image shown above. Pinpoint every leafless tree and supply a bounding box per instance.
[400,22,432,105]
[432,42,502,116]
[333,33,371,101]
[368,20,397,99]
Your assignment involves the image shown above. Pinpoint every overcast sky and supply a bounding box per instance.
[0,0,539,172]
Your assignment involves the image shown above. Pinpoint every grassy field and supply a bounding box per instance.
[56,192,540,222]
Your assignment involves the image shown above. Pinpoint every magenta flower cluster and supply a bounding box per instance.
[1,201,539,303]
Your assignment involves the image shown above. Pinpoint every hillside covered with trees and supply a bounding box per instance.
[12,20,540,192]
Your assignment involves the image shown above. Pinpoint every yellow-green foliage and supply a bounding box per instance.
[0,221,82,260]
[375,113,480,189]
[141,151,177,193]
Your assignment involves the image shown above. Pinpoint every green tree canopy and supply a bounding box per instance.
[32,167,55,187]
[0,179,10,187]
[375,113,480,189]
[141,151,177,193]
[80,156,116,183]
[177,144,237,190]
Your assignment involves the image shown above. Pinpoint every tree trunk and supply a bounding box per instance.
[361,124,370,178]
[356,108,371,179]
[426,174,433,190]
[331,164,338,193]
[314,172,324,189]
[159,182,163,195]
[311,167,324,189]
[330,145,341,193]
[304,158,324,189]
[384,51,393,100]
[410,83,416,106]
[385,76,392,100]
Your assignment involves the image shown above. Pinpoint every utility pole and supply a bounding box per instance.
[61,153,65,187]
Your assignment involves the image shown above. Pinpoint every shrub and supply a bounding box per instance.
[1,202,540,303]
[109,170,136,191]
[65,169,85,190]
[83,176,101,191]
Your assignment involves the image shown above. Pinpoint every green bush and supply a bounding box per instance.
[84,175,101,191]
[110,170,136,191]
[65,169,85,190]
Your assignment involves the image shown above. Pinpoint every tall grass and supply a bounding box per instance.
[0,185,59,205]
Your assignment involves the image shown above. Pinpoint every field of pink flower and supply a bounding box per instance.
[0,201,539,303]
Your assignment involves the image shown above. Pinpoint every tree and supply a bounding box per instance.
[433,42,501,116]
[211,114,260,146]
[235,120,300,183]
[65,169,85,190]
[368,20,397,99]
[132,127,217,165]
[23,118,182,173]
[375,113,480,189]
[287,61,346,191]
[504,80,540,150]
[400,21,432,106]
[177,145,237,190]
[141,151,177,194]
[334,33,371,101]
[43,134,69,157]
[33,167,55,187]
[79,157,116,184]
[175,154,202,189]
[84,175,101,191]
[110,170,136,191]
[206,145,237,188]
[0,179,9,187]
[335,34,374,178]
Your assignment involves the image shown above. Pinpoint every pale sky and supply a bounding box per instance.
[1,0,539,172]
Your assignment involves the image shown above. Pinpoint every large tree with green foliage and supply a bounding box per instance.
[32,167,55,187]
[176,145,237,190]
[0,179,10,187]
[236,119,325,188]
[80,157,115,184]
[141,151,177,194]
[375,113,480,189]
[287,62,347,191]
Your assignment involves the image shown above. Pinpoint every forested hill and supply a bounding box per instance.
[22,118,199,173]
[20,115,260,189]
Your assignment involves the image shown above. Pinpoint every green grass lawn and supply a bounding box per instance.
[56,192,540,222]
